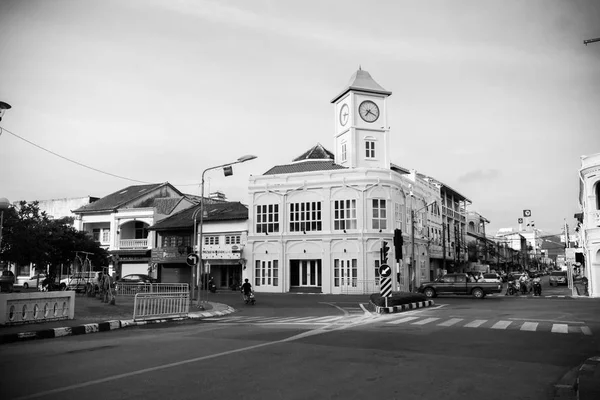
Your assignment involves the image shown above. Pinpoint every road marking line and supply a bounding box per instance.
[551,324,569,334]
[580,326,593,336]
[520,322,538,332]
[411,317,440,325]
[437,318,463,327]
[386,316,421,325]
[464,319,487,328]
[508,318,584,324]
[491,320,512,330]
[308,316,343,322]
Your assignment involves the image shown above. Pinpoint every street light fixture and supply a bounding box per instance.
[0,101,11,122]
[0,197,11,269]
[410,198,437,292]
[193,155,257,308]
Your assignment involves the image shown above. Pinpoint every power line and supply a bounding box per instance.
[0,126,208,187]
[0,126,153,184]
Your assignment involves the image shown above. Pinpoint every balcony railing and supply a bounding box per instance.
[119,239,148,249]
[591,211,600,227]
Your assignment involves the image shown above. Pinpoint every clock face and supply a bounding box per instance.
[339,103,349,126]
[358,100,379,123]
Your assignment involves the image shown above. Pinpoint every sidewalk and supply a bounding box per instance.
[0,293,235,345]
[554,356,600,400]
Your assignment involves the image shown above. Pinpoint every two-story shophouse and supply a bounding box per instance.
[578,152,600,297]
[148,200,249,290]
[245,68,466,294]
[465,211,491,268]
[73,182,197,278]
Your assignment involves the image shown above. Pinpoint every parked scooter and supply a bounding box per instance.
[505,281,519,296]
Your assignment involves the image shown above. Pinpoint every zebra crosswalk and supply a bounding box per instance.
[204,314,370,326]
[380,315,594,335]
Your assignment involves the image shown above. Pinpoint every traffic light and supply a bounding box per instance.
[381,241,390,264]
[393,229,403,261]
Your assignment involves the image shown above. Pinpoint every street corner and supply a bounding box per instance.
[372,300,435,314]
[188,303,237,320]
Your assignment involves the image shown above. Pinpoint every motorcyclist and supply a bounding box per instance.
[532,273,542,296]
[519,273,529,294]
[241,278,252,302]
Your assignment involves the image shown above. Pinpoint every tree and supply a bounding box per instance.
[0,201,108,274]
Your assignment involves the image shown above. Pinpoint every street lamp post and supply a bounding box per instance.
[410,199,436,292]
[195,155,257,308]
[0,197,11,269]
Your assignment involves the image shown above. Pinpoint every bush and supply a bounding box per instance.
[369,291,427,308]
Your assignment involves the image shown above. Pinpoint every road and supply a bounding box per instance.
[1,278,598,400]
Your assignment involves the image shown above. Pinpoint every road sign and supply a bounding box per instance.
[523,210,531,217]
[186,253,199,267]
[380,276,392,298]
[379,264,391,278]
[518,218,523,224]
[566,248,576,263]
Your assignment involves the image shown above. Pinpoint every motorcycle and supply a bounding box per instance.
[532,280,542,296]
[208,282,216,293]
[505,281,519,296]
[242,290,256,305]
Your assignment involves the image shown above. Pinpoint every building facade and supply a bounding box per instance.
[578,152,600,297]
[148,201,248,290]
[73,182,196,278]
[244,69,468,294]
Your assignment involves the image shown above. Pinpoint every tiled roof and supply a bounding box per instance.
[73,183,165,213]
[149,201,248,231]
[292,143,334,162]
[263,160,346,175]
[331,68,392,103]
[152,197,183,215]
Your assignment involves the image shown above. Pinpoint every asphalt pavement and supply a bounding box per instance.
[1,279,598,400]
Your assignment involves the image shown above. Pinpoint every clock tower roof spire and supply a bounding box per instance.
[331,68,392,103]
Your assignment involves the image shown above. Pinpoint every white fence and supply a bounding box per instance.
[133,292,190,321]
[116,283,189,296]
[0,291,75,325]
[341,278,409,294]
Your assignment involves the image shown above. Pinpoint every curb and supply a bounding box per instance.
[0,306,236,345]
[371,300,435,314]
[553,356,600,400]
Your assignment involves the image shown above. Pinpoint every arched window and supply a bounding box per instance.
[595,181,600,210]
[468,221,475,232]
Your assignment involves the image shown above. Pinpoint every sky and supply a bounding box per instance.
[1,0,599,236]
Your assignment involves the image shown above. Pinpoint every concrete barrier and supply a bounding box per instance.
[0,291,75,325]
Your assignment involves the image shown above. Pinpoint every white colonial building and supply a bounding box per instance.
[578,152,600,297]
[245,68,452,294]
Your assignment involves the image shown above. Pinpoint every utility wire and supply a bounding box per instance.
[1,126,153,184]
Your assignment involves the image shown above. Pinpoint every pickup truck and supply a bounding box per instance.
[417,273,503,299]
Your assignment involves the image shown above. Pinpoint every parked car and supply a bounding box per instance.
[417,273,503,299]
[0,270,16,293]
[22,274,46,289]
[549,271,568,286]
[60,271,102,293]
[116,274,157,284]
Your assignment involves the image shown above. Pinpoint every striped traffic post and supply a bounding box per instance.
[379,264,392,307]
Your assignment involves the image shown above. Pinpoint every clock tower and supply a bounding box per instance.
[331,67,392,170]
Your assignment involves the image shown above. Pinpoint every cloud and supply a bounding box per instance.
[457,169,500,184]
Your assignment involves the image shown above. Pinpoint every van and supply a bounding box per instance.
[549,271,567,286]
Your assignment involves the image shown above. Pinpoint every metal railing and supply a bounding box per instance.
[342,279,379,295]
[133,292,190,321]
[116,283,189,296]
[118,238,148,249]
